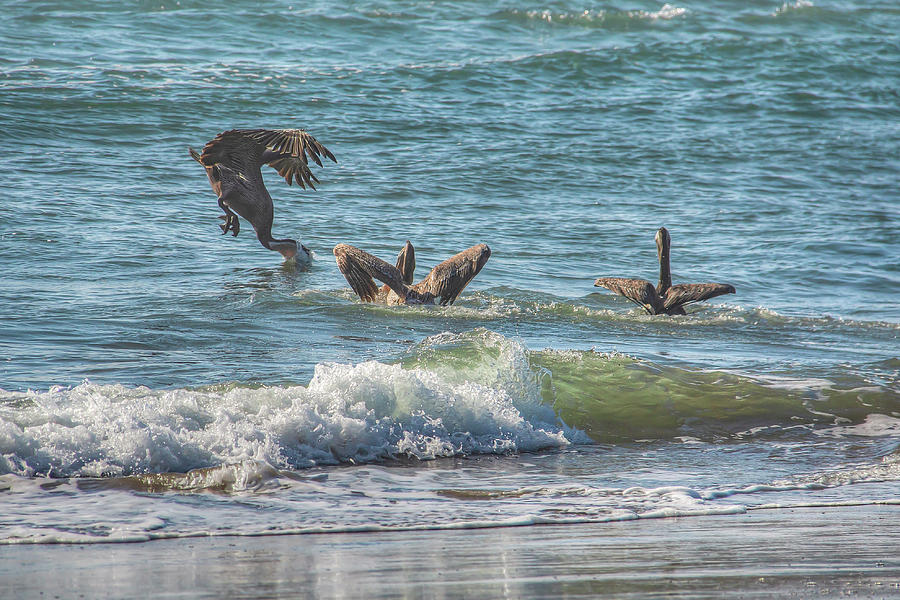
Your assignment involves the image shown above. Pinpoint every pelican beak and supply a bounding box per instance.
[655,227,670,257]
[279,246,298,261]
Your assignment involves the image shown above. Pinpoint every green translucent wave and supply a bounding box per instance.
[403,329,899,443]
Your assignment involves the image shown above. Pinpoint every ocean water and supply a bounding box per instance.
[0,0,898,545]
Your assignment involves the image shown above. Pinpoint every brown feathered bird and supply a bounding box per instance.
[334,241,491,306]
[189,128,336,261]
[594,227,735,315]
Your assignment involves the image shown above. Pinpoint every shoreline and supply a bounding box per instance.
[3,504,898,599]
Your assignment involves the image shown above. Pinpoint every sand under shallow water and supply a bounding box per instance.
[3,504,898,599]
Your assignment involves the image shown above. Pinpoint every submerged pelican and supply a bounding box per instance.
[189,128,336,261]
[594,227,735,315]
[334,241,491,305]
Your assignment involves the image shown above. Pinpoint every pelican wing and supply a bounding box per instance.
[199,129,267,175]
[189,147,223,197]
[663,283,735,311]
[593,277,662,315]
[254,129,337,189]
[199,128,335,189]
[334,244,409,303]
[420,244,491,306]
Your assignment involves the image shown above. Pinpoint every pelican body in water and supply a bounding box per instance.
[334,241,491,306]
[189,128,336,261]
[594,227,735,315]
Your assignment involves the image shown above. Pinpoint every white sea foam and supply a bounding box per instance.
[702,456,900,501]
[774,1,814,17]
[304,288,900,337]
[0,476,743,544]
[3,455,896,544]
[0,347,582,478]
[643,4,688,20]
[816,414,900,438]
[522,5,686,24]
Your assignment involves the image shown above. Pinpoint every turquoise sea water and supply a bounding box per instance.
[1,1,898,544]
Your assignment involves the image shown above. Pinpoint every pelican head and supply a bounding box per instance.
[403,288,435,305]
[655,227,671,259]
[654,227,673,295]
[266,238,311,263]
[397,240,416,285]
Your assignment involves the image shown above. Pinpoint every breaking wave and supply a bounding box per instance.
[2,329,897,478]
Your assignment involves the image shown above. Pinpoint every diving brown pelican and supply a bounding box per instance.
[189,128,336,261]
[594,227,735,315]
[334,241,491,305]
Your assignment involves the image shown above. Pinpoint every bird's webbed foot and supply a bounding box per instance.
[217,197,240,237]
[218,213,240,236]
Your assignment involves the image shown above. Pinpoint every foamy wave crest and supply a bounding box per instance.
[510,4,686,27]
[701,454,900,508]
[0,343,582,478]
[774,0,814,17]
[786,452,900,489]
[306,287,900,336]
[127,460,284,493]
[641,3,687,20]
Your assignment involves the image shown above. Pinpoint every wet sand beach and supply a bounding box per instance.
[3,504,898,599]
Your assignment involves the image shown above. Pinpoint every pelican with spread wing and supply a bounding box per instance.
[189,128,336,261]
[594,227,735,315]
[334,241,491,306]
